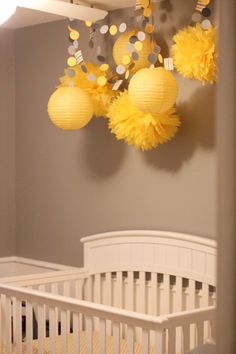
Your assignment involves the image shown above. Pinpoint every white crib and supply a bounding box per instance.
[0,230,217,354]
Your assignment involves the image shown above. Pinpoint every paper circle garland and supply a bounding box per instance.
[128,67,178,114]
[171,23,217,84]
[47,87,93,130]
[113,30,154,73]
[59,63,116,118]
[108,91,180,151]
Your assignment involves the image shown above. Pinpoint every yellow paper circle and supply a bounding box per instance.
[128,67,178,114]
[134,41,143,51]
[122,55,131,65]
[85,21,93,27]
[67,57,77,67]
[158,53,163,63]
[70,30,80,40]
[125,70,130,80]
[145,24,154,34]
[113,30,155,73]
[109,25,118,36]
[143,7,152,17]
[97,76,107,86]
[47,87,93,130]
[100,63,109,72]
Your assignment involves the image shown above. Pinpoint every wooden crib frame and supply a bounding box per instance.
[0,230,217,354]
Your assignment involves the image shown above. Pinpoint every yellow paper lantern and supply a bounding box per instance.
[59,63,117,118]
[47,87,94,130]
[113,30,154,73]
[128,67,178,114]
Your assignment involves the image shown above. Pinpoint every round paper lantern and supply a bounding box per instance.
[128,67,178,114]
[59,63,116,118]
[113,30,154,73]
[47,87,94,130]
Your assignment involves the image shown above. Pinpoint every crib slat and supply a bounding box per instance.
[113,322,120,354]
[150,273,157,315]
[116,272,123,308]
[127,326,134,354]
[51,283,59,336]
[175,276,183,312]
[37,304,45,354]
[12,297,17,345]
[5,296,12,354]
[75,279,83,300]
[142,329,149,354]
[197,321,204,346]
[201,283,210,340]
[188,280,195,309]
[26,301,33,354]
[63,281,70,296]
[73,312,80,354]
[202,283,209,307]
[183,324,190,353]
[15,298,22,354]
[95,274,101,304]
[63,281,71,333]
[86,316,93,354]
[188,280,196,348]
[163,274,170,314]
[127,272,134,311]
[168,327,176,354]
[155,329,164,354]
[100,318,106,354]
[106,272,112,306]
[139,272,145,313]
[86,276,93,301]
[61,310,67,354]
[49,307,57,353]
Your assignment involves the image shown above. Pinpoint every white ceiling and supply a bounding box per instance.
[2,0,135,29]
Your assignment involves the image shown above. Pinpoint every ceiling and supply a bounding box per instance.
[2,0,136,29]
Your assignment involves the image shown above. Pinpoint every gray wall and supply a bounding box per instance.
[14,0,217,266]
[0,29,16,256]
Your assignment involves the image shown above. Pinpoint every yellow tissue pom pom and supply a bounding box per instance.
[107,92,181,151]
[59,62,116,117]
[172,24,217,84]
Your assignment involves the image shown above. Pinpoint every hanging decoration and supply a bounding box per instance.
[113,30,155,73]
[47,22,95,130]
[107,91,180,151]
[128,67,178,114]
[47,0,216,150]
[171,0,217,84]
[47,87,94,130]
[106,1,180,150]
[59,62,116,118]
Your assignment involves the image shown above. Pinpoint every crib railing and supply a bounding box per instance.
[0,283,215,354]
[5,269,217,316]
[0,283,167,354]
[87,271,216,315]
[164,306,215,354]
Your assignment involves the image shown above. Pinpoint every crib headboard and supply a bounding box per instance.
[81,230,217,286]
